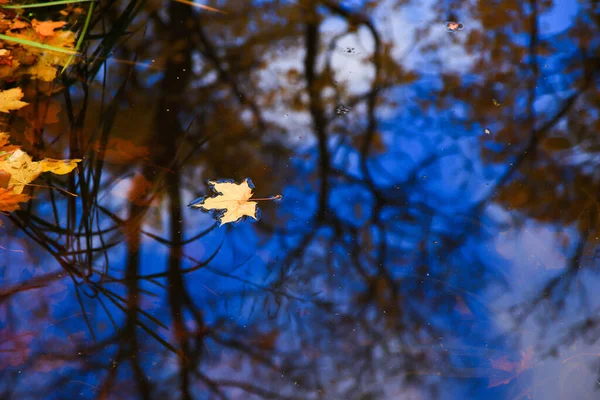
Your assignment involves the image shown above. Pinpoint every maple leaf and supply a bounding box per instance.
[32,19,67,37]
[0,49,13,67]
[5,28,76,81]
[0,88,28,113]
[0,148,81,194]
[189,179,260,226]
[0,187,31,212]
[10,20,29,30]
[0,132,19,154]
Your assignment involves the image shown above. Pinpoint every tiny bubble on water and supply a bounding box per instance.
[335,105,351,115]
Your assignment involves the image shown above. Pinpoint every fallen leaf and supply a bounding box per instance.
[5,28,76,81]
[32,19,67,37]
[0,132,19,154]
[541,137,571,151]
[0,170,10,187]
[127,173,153,206]
[0,144,81,194]
[0,49,12,67]
[10,20,29,30]
[0,87,28,113]
[97,138,149,164]
[488,346,534,388]
[189,179,259,225]
[0,187,31,212]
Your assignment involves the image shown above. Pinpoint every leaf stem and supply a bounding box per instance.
[252,195,282,201]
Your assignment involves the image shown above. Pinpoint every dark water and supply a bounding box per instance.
[1,0,600,399]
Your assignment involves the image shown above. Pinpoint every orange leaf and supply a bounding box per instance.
[10,20,29,30]
[32,19,67,37]
[0,132,20,154]
[0,187,31,212]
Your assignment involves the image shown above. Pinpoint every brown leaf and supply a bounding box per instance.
[98,138,149,164]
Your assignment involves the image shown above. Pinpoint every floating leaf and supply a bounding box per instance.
[0,146,81,194]
[3,28,76,81]
[32,19,67,37]
[0,187,31,213]
[0,88,28,113]
[189,179,281,226]
[0,132,19,154]
[189,179,259,226]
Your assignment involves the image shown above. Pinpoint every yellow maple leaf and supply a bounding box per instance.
[189,179,259,226]
[0,88,28,113]
[0,149,81,194]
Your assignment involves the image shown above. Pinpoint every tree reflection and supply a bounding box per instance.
[1,0,599,399]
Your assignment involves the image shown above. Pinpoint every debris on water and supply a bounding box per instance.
[335,105,351,115]
[445,21,464,32]
[484,128,492,135]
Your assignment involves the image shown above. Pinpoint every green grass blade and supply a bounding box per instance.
[0,33,79,55]
[61,1,94,73]
[0,0,93,9]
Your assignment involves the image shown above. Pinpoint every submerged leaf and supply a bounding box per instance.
[189,179,258,226]
[541,136,571,151]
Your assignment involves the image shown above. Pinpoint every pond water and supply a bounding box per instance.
[1,0,599,399]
